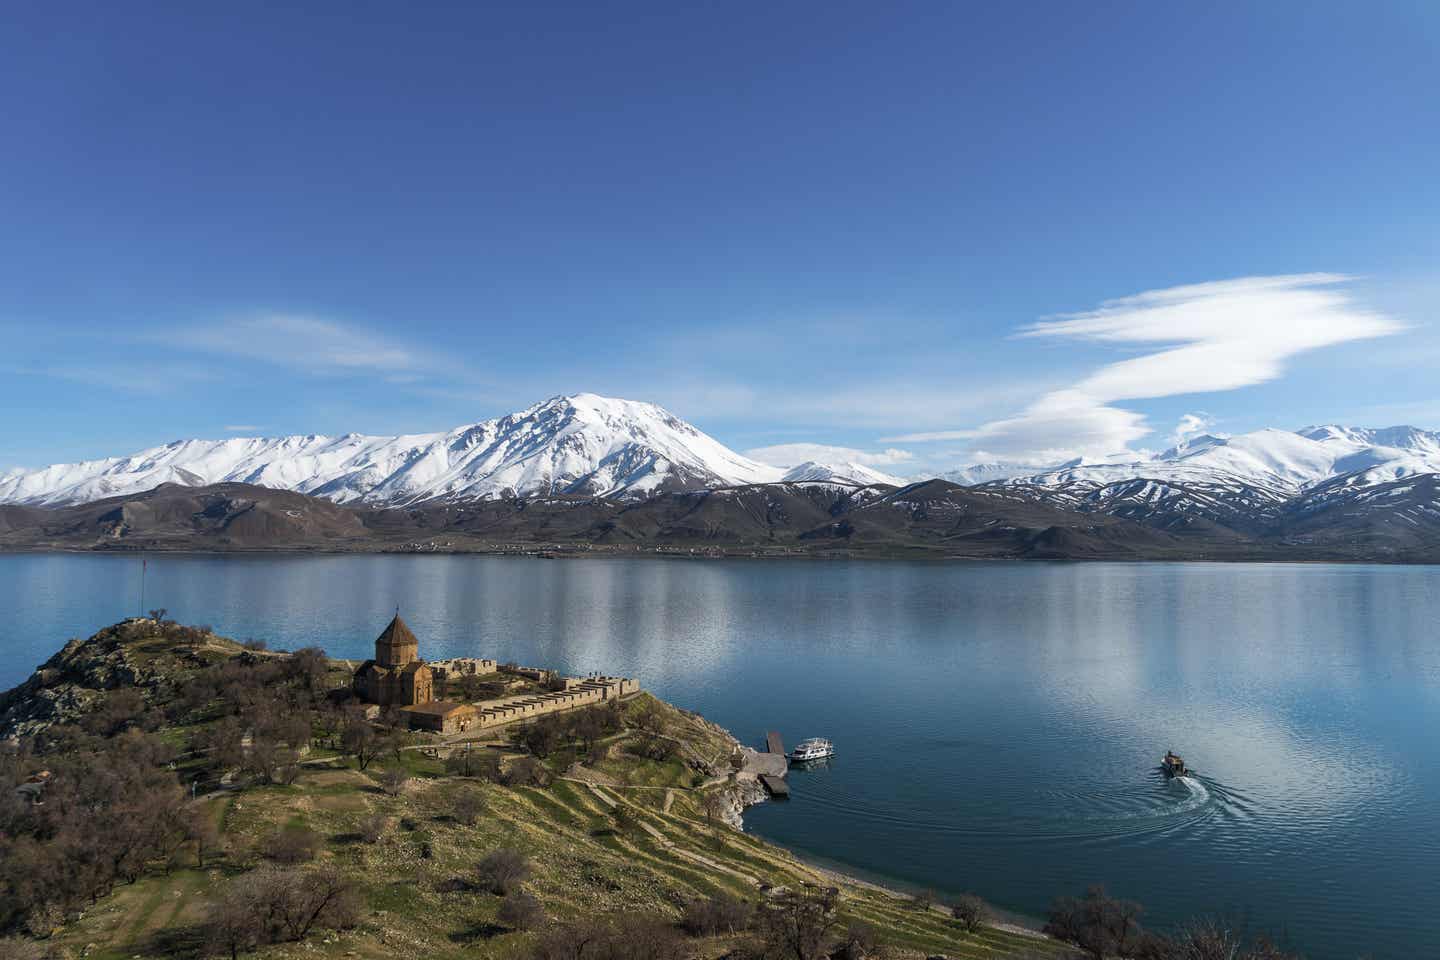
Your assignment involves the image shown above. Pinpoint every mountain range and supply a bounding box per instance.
[3,393,1439,560]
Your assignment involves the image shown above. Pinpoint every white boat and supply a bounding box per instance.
[787,737,834,762]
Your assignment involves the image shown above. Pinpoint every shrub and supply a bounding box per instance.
[359,813,388,843]
[206,864,360,956]
[608,804,637,834]
[498,888,544,930]
[378,766,410,796]
[477,847,532,895]
[1043,885,1145,960]
[446,748,501,781]
[453,786,486,826]
[681,894,753,937]
[535,918,686,960]
[839,921,884,960]
[502,756,552,787]
[263,824,320,864]
[950,893,988,933]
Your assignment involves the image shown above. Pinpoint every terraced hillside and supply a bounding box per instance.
[1,620,1066,960]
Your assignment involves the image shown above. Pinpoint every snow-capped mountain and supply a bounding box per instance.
[779,460,906,486]
[970,424,1440,533]
[937,461,1061,486]
[0,394,786,507]
[989,425,1440,494]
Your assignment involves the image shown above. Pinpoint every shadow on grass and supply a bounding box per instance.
[139,921,209,960]
[434,876,483,894]
[449,921,509,943]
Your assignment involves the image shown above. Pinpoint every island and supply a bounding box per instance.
[0,617,1302,960]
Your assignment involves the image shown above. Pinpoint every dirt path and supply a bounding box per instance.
[636,818,761,887]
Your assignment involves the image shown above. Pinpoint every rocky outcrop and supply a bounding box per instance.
[0,619,204,738]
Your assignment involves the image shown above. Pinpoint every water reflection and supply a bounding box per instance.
[3,555,1439,959]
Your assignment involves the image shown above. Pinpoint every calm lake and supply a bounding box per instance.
[4,554,1438,959]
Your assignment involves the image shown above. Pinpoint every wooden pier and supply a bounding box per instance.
[766,731,785,755]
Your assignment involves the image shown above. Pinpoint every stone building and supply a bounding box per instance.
[353,615,435,707]
[401,701,479,734]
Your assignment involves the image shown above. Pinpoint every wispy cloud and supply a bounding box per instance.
[744,443,915,469]
[170,314,428,375]
[1,361,218,395]
[1168,412,1220,448]
[900,274,1403,463]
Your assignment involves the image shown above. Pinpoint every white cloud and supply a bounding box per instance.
[923,274,1403,462]
[1168,412,1219,448]
[744,443,916,469]
[171,314,426,374]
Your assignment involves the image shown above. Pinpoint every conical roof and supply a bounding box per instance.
[376,614,418,650]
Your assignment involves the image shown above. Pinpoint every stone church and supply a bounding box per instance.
[353,614,435,707]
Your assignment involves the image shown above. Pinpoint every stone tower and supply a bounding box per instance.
[375,614,419,667]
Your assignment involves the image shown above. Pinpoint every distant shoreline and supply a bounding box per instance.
[3,546,1438,566]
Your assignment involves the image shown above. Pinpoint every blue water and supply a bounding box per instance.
[3,554,1438,959]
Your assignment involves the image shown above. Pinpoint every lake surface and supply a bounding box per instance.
[4,553,1438,959]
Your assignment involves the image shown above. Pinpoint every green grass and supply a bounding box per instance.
[37,688,1060,960]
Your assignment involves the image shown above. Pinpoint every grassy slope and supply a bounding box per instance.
[19,629,1064,960]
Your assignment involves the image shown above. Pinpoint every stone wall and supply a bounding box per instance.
[469,675,640,729]
[429,657,498,679]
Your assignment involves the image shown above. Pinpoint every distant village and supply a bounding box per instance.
[352,614,639,735]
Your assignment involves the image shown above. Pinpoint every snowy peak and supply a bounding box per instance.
[779,460,904,487]
[938,461,1059,485]
[0,394,784,507]
[972,424,1440,496]
[966,423,1440,535]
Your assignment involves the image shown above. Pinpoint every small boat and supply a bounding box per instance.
[1161,750,1189,777]
[787,738,835,762]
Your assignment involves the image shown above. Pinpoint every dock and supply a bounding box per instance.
[758,774,790,798]
[766,731,785,755]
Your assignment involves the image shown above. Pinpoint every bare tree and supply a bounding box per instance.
[340,719,379,771]
[501,756,551,787]
[756,883,844,960]
[378,766,410,796]
[681,894,753,937]
[498,887,544,930]
[701,789,731,831]
[839,921,885,960]
[453,786,486,826]
[477,847,532,895]
[445,746,500,780]
[205,883,260,960]
[359,813,388,844]
[263,825,320,865]
[950,893,989,934]
[1044,885,1146,960]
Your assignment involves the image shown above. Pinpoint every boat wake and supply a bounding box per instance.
[1171,775,1211,814]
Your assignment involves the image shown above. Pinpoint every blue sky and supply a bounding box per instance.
[2,2,1437,476]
